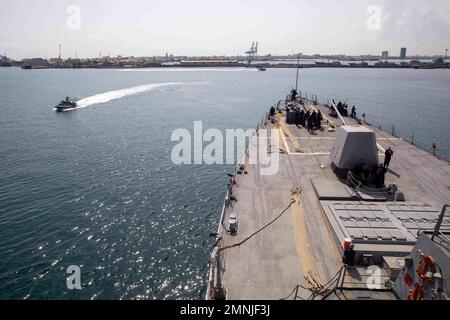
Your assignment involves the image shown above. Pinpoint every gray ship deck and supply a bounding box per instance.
[212,100,450,300]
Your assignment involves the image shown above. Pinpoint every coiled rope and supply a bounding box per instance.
[219,188,301,252]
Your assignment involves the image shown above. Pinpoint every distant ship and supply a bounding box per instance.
[55,97,77,112]
[21,64,32,70]
[0,56,12,67]
[315,61,341,67]
[374,61,398,67]
[257,67,267,71]
[415,65,436,70]
[349,61,369,67]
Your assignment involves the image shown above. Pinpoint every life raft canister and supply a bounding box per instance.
[416,255,436,283]
[408,283,424,300]
[404,272,413,288]
[343,238,352,250]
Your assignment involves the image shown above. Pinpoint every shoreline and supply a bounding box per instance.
[3,64,449,71]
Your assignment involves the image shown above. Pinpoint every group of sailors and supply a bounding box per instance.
[352,159,390,188]
[329,99,357,119]
[286,106,323,132]
[290,89,298,102]
[269,105,276,118]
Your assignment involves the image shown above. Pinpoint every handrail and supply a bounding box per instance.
[347,171,363,189]
[347,171,392,198]
[207,110,271,300]
[432,204,449,241]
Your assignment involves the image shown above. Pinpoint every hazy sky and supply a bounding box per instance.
[1,0,449,59]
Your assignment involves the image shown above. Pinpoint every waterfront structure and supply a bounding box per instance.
[0,54,11,67]
[179,60,242,67]
[400,48,407,59]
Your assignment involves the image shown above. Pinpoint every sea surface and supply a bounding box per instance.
[0,67,449,299]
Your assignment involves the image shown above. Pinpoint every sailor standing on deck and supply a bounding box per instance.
[351,106,356,118]
[310,111,317,131]
[269,106,275,118]
[384,147,394,169]
[342,243,356,266]
[299,110,305,127]
[316,110,323,128]
[291,89,298,101]
[376,164,387,188]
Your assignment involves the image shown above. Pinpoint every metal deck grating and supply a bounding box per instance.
[322,201,442,245]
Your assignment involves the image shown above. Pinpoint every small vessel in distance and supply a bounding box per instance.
[257,67,267,71]
[55,97,77,112]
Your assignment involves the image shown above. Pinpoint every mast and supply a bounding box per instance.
[295,53,300,92]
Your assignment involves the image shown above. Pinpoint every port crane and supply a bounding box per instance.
[245,41,258,66]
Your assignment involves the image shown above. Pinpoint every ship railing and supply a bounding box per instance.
[300,96,439,159]
[346,171,392,198]
[284,263,395,300]
[362,118,441,157]
[433,231,450,253]
[335,266,393,293]
[310,97,440,159]
[432,205,450,251]
[207,110,271,300]
[346,171,363,190]
[363,118,400,137]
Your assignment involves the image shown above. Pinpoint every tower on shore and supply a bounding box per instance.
[400,47,407,60]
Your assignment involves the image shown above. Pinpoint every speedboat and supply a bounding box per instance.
[55,97,77,112]
[257,67,266,71]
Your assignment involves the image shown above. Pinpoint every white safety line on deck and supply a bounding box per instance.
[377,144,386,153]
[287,152,387,156]
[295,137,335,140]
[289,152,331,156]
[278,128,292,154]
[293,137,401,141]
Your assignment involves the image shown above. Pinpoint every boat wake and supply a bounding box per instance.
[71,82,207,109]
[116,68,257,73]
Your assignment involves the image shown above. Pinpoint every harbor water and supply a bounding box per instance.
[0,67,449,299]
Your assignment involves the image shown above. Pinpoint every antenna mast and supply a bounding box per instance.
[295,53,300,92]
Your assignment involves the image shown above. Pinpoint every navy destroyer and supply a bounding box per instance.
[207,85,450,300]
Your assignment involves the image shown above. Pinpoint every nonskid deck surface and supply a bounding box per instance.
[215,100,450,300]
